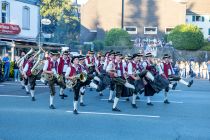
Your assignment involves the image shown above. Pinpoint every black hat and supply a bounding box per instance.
[27,53,34,59]
[115,52,122,56]
[109,51,115,55]
[50,50,59,55]
[137,52,144,57]
[88,50,94,54]
[125,55,132,60]
[132,53,139,59]
[163,54,170,59]
[79,55,86,60]
[71,56,80,63]
[63,51,69,55]
[145,52,153,57]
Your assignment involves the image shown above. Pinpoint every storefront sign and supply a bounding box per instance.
[0,23,21,35]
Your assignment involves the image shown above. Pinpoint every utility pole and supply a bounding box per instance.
[121,0,124,29]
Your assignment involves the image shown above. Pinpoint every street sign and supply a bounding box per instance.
[41,19,51,25]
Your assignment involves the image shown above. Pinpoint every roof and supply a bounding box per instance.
[15,0,40,5]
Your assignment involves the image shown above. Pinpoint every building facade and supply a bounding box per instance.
[0,0,40,60]
[80,0,210,42]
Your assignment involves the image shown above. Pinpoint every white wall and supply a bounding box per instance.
[1,0,39,39]
[186,15,210,39]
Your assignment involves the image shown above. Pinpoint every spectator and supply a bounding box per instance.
[0,56,3,82]
[207,61,210,81]
[2,53,10,81]
[14,56,20,82]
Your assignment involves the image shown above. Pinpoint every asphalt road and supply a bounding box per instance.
[0,79,210,140]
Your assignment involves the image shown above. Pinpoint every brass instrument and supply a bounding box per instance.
[31,47,45,75]
[66,72,87,88]
[17,48,34,68]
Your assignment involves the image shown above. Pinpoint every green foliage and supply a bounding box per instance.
[40,0,80,44]
[201,41,210,51]
[105,28,132,47]
[93,40,104,51]
[167,24,204,50]
[9,61,14,78]
[40,0,78,23]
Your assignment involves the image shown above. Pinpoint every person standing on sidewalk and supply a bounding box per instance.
[207,60,210,81]
[2,53,10,81]
[14,56,20,82]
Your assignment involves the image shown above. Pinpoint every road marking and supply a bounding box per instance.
[0,95,30,98]
[100,99,184,104]
[66,111,160,118]
[0,85,5,86]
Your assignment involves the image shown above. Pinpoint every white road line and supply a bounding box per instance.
[0,85,5,86]
[0,95,30,98]
[100,99,184,104]
[66,111,160,118]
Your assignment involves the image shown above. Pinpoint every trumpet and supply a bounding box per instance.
[66,72,87,88]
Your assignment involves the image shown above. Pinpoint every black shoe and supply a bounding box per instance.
[108,99,114,103]
[61,95,64,99]
[136,96,140,100]
[31,97,36,101]
[49,105,56,109]
[164,100,170,104]
[26,91,30,94]
[80,103,86,106]
[21,86,25,89]
[131,104,138,109]
[59,94,68,97]
[126,98,130,101]
[188,80,193,87]
[112,107,121,112]
[147,102,154,106]
[73,109,79,114]
[172,83,177,90]
[99,93,103,96]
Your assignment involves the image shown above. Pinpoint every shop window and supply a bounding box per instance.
[2,2,10,23]
[22,6,30,29]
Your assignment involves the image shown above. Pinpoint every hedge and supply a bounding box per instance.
[167,24,204,50]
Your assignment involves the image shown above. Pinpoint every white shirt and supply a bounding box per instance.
[43,59,57,75]
[127,62,133,75]
[23,63,29,73]
[65,66,71,78]
[106,61,114,72]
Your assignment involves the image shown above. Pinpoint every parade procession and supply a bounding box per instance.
[15,46,194,115]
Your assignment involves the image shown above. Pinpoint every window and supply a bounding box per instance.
[22,6,30,29]
[2,2,10,23]
[165,27,174,34]
[144,27,157,34]
[124,26,137,34]
[192,16,204,22]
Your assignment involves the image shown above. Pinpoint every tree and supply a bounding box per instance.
[167,24,204,50]
[105,28,132,47]
[40,0,80,44]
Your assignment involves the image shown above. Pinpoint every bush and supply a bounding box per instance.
[201,41,210,51]
[93,40,104,51]
[167,24,204,50]
[105,28,132,47]
[9,61,14,78]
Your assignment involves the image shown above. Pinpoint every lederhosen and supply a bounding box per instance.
[136,61,145,94]
[26,60,36,90]
[113,62,125,98]
[48,60,66,96]
[86,56,95,78]
[144,61,157,96]
[108,60,116,91]
[162,62,179,92]
[70,65,83,101]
